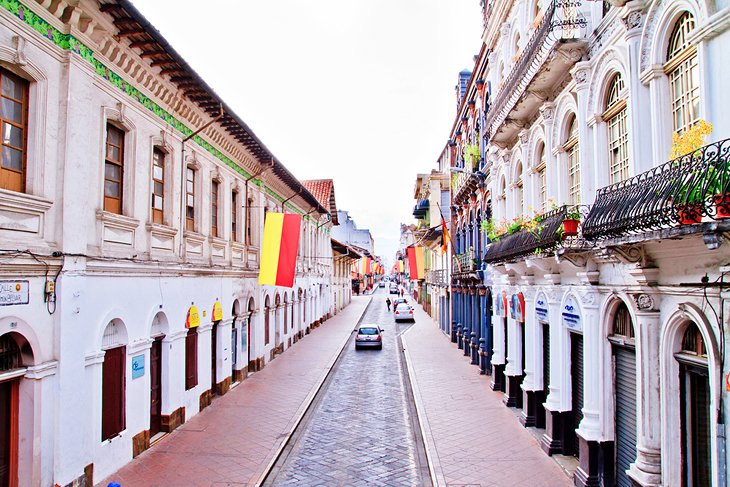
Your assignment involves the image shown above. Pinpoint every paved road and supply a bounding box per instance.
[263,287,430,487]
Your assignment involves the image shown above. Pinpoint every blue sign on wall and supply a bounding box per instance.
[132,354,145,380]
[562,296,582,331]
[536,292,549,323]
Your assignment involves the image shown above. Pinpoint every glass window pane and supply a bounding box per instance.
[0,99,23,123]
[2,123,22,148]
[153,195,163,209]
[187,194,194,206]
[104,180,120,197]
[186,206,194,219]
[107,126,121,145]
[1,146,22,171]
[153,165,163,180]
[106,145,121,162]
[154,181,164,195]
[105,163,121,180]
[1,73,24,100]
[186,180,194,192]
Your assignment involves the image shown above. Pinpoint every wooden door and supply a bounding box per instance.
[149,338,163,437]
[0,380,18,487]
[102,346,126,441]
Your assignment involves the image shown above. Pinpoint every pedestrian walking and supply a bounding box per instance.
[399,288,404,298]
[386,297,391,311]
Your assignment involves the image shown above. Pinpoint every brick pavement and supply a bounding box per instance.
[100,296,371,487]
[401,303,572,487]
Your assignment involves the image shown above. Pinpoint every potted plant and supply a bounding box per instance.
[670,120,716,223]
[562,208,581,236]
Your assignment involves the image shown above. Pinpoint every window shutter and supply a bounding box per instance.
[185,330,198,390]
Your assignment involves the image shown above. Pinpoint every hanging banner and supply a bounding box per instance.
[536,292,549,323]
[510,293,526,323]
[407,246,425,280]
[186,305,200,329]
[562,295,582,331]
[494,290,508,317]
[212,300,223,321]
[259,213,302,288]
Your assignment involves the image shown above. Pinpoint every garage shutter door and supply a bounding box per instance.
[614,346,637,487]
[571,333,583,457]
[542,323,550,394]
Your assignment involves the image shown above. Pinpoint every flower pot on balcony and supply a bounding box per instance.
[713,193,730,219]
[562,219,579,237]
[677,204,703,225]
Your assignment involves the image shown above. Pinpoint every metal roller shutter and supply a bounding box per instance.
[542,323,550,395]
[571,333,583,457]
[614,346,637,487]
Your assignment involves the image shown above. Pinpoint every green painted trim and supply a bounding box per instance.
[1,0,315,217]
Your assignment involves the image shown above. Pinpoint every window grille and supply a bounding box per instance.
[0,335,21,372]
[681,324,707,357]
[611,302,634,339]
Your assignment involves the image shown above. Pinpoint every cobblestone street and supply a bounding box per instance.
[263,288,430,486]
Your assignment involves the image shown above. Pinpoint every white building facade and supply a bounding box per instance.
[0,1,332,485]
[449,0,730,485]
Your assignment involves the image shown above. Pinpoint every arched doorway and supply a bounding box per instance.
[101,320,128,442]
[247,297,255,371]
[274,293,282,351]
[608,301,637,487]
[149,312,168,438]
[231,300,240,383]
[264,296,271,347]
[677,323,711,486]
[0,332,33,487]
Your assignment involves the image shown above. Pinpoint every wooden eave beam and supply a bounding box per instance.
[100,4,123,12]
[129,40,158,49]
[117,28,145,37]
[140,50,164,58]
[159,67,182,75]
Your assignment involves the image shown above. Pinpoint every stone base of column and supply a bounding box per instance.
[520,389,546,428]
[503,373,524,408]
[574,435,614,487]
[541,409,573,456]
[627,447,662,487]
[491,363,506,391]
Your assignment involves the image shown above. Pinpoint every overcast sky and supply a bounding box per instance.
[131,0,483,267]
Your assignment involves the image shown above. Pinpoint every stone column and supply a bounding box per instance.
[575,290,605,487]
[539,103,556,200]
[542,288,571,455]
[628,307,662,486]
[491,289,506,391]
[504,291,523,408]
[521,286,539,426]
[571,61,594,205]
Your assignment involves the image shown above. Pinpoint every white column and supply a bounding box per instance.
[577,290,602,440]
[522,287,537,391]
[628,309,662,486]
[545,288,567,411]
[571,61,594,205]
[539,103,556,204]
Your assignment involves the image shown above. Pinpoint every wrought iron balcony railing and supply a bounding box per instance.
[485,1,556,138]
[453,250,478,272]
[483,206,572,264]
[426,269,448,286]
[583,138,730,240]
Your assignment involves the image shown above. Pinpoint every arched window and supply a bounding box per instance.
[515,161,524,215]
[666,12,699,134]
[535,143,547,211]
[564,115,580,205]
[604,74,629,184]
[611,301,634,339]
[499,176,507,218]
[680,324,707,358]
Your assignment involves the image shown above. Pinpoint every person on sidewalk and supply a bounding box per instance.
[386,297,391,311]
[399,288,404,298]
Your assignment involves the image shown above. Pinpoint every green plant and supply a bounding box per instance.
[464,143,481,169]
[564,207,581,220]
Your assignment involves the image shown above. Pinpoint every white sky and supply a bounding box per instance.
[131,0,483,267]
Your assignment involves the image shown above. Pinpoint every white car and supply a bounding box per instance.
[394,303,414,322]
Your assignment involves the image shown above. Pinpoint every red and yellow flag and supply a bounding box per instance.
[259,213,302,287]
[407,246,425,280]
[360,257,372,275]
[441,216,450,254]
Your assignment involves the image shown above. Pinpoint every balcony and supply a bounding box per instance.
[413,198,429,219]
[453,249,478,273]
[426,269,448,286]
[484,206,590,264]
[583,138,730,241]
[485,1,587,146]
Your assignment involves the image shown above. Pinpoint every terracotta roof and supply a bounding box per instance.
[302,180,339,225]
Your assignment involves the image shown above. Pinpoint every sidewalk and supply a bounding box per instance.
[402,302,571,487]
[100,296,371,487]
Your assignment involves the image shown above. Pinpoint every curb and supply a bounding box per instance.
[253,296,373,487]
[401,310,447,487]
